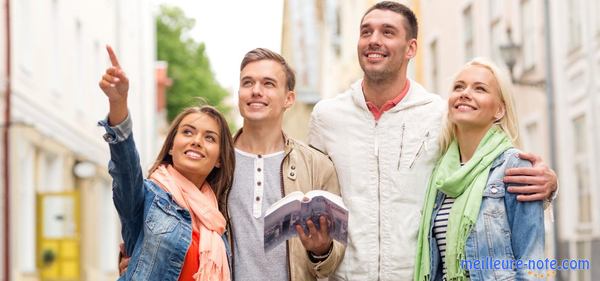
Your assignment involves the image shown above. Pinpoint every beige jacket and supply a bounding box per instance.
[227,131,345,281]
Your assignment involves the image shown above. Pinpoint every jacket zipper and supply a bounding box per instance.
[280,149,293,281]
[375,121,382,279]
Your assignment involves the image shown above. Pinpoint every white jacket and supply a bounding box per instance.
[308,79,445,280]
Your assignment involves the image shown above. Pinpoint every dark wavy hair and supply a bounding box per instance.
[149,105,235,215]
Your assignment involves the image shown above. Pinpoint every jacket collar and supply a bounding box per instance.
[351,78,436,114]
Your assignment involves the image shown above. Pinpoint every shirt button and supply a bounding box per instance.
[291,165,296,170]
[257,181,261,186]
[290,172,295,177]
[255,196,260,201]
[490,187,498,194]
[257,155,262,158]
[257,168,262,172]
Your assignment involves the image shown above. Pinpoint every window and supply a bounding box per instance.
[576,241,591,281]
[51,0,62,96]
[463,5,474,61]
[490,21,503,64]
[489,0,502,20]
[17,0,32,73]
[18,143,36,272]
[520,0,535,70]
[525,122,542,156]
[325,0,341,57]
[567,0,582,50]
[596,0,600,34]
[74,20,84,119]
[41,152,64,192]
[429,39,439,93]
[572,115,591,228]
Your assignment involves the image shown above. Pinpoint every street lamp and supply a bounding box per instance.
[499,26,545,87]
[499,27,520,79]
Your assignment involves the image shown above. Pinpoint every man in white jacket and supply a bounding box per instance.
[308,2,557,280]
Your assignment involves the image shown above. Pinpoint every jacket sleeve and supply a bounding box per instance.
[307,153,345,278]
[504,152,545,280]
[308,104,328,154]
[99,114,145,256]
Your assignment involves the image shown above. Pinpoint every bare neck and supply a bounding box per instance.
[236,122,285,155]
[362,75,408,108]
[455,125,493,163]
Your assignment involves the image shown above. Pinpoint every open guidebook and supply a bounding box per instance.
[264,190,349,252]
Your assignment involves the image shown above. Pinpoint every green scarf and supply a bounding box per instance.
[414,126,512,281]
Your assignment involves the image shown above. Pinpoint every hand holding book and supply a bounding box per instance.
[295,215,333,256]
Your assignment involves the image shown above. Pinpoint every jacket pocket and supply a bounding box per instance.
[145,197,179,234]
[481,181,505,217]
[481,181,515,259]
[397,129,430,170]
[408,134,428,169]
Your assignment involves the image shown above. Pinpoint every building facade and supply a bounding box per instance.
[550,0,600,280]
[5,0,157,280]
[281,0,384,141]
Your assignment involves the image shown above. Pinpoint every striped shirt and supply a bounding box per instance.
[433,196,455,279]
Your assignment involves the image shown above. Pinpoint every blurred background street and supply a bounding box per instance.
[0,0,597,280]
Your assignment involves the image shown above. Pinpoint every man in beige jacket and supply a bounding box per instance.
[228,48,344,281]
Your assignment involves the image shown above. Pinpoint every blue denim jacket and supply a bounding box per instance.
[427,148,545,281]
[99,116,231,281]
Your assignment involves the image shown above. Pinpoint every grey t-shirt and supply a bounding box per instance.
[229,149,289,281]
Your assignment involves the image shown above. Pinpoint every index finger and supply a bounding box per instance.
[505,166,542,176]
[517,152,541,164]
[106,45,121,68]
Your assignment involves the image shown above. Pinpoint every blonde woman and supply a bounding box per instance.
[414,58,544,281]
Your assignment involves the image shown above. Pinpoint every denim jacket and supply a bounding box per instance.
[427,148,544,281]
[99,116,231,281]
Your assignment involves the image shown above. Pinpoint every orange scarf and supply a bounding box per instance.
[150,164,230,281]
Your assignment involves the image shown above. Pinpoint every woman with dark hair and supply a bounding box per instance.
[98,45,234,281]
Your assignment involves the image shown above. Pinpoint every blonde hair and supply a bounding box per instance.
[439,57,521,154]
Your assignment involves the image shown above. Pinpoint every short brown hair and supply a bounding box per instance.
[149,105,235,216]
[362,1,418,40]
[240,48,296,91]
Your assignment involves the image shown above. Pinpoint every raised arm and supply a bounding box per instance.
[98,45,144,256]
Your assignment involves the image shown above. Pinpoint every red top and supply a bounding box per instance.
[365,79,411,121]
[178,230,200,281]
